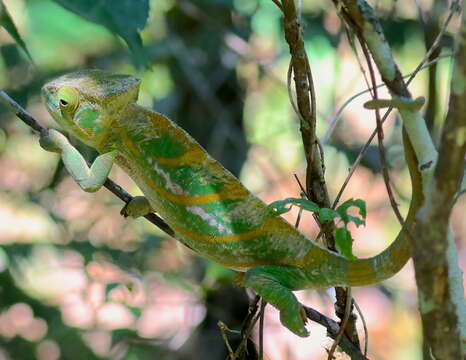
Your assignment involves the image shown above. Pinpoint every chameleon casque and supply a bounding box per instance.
[40,70,419,337]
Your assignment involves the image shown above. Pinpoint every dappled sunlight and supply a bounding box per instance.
[0,303,47,342]
[0,0,464,358]
[36,340,60,360]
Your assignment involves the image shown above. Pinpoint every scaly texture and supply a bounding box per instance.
[40,70,418,336]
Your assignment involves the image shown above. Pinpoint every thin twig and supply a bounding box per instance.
[231,295,261,358]
[293,173,307,197]
[0,90,175,238]
[353,299,368,356]
[271,0,283,10]
[330,0,458,209]
[218,321,237,358]
[322,53,452,145]
[331,53,453,209]
[287,62,303,125]
[259,300,267,360]
[328,288,353,359]
[0,90,47,134]
[304,305,369,360]
[324,0,457,146]
[281,1,361,350]
[410,0,459,83]
[360,38,405,225]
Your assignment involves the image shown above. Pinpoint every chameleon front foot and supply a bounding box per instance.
[120,196,154,218]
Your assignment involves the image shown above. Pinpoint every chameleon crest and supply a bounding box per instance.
[41,70,416,337]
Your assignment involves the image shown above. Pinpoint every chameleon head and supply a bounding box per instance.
[42,70,140,146]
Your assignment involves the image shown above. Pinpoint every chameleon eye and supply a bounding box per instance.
[57,86,80,116]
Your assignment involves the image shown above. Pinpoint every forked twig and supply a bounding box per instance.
[322,53,452,145]
[330,0,458,206]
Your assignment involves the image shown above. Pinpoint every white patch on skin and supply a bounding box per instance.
[187,205,233,235]
[228,194,267,227]
[152,162,185,194]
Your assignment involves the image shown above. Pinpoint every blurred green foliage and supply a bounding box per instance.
[52,0,150,67]
[0,0,458,359]
[0,0,32,61]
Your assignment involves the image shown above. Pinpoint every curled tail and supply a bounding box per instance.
[313,132,423,287]
[345,225,412,286]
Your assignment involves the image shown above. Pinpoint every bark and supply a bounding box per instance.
[281,0,361,349]
[331,0,466,358]
[413,1,466,356]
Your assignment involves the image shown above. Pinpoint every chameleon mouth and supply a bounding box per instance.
[41,87,58,112]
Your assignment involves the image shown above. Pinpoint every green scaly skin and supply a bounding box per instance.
[40,70,422,337]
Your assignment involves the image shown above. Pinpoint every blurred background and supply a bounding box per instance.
[0,0,464,359]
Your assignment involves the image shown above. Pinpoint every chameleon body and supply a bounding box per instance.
[41,70,419,337]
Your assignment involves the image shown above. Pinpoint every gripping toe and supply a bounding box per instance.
[120,196,153,218]
[280,305,309,337]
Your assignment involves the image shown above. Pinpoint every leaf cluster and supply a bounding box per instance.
[267,198,366,259]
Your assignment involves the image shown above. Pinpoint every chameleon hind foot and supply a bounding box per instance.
[120,196,154,218]
[244,266,309,337]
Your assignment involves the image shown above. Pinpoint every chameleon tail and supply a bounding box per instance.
[315,131,423,287]
[345,226,412,286]
[345,131,423,286]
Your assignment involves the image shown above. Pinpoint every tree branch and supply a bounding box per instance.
[280,0,361,350]
[332,0,465,357]
[304,305,368,360]
[0,90,175,238]
[1,86,371,359]
[412,0,466,356]
[333,0,438,184]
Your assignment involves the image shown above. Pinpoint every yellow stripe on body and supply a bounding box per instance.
[171,220,267,243]
[215,258,286,270]
[116,125,250,206]
[154,146,206,166]
[171,215,295,244]
[143,174,249,205]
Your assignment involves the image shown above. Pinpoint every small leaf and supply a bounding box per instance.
[318,208,340,222]
[336,198,366,226]
[347,215,365,227]
[335,227,356,259]
[0,1,32,61]
[267,197,320,216]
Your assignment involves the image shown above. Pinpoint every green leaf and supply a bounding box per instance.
[317,208,340,222]
[335,227,356,259]
[346,215,365,227]
[267,197,320,216]
[336,198,366,226]
[52,0,150,67]
[0,1,32,61]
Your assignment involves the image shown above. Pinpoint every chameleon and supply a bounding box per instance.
[39,70,422,337]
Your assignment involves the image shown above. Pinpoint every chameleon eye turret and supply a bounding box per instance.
[57,86,80,119]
